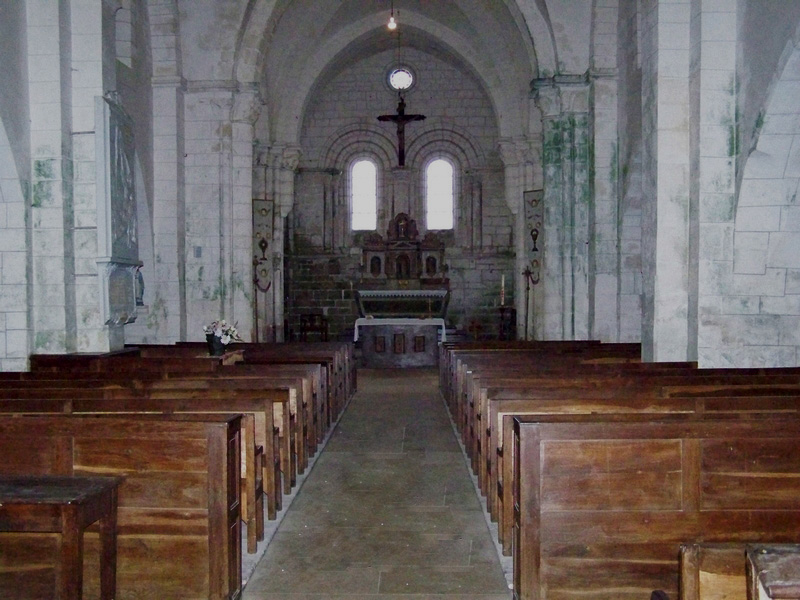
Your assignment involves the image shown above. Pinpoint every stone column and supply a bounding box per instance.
[591,71,621,342]
[270,145,301,342]
[230,89,261,340]
[149,0,185,343]
[533,77,592,340]
[640,0,694,361]
[499,138,539,339]
[27,0,76,354]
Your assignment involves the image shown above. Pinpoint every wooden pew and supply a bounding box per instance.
[0,474,123,600]
[25,352,324,468]
[0,414,241,600]
[480,374,800,516]
[0,385,287,532]
[511,415,800,600]
[481,377,800,554]
[747,544,800,600]
[19,355,312,497]
[4,353,337,526]
[678,543,800,600]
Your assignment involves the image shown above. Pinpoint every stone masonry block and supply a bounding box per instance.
[700,193,735,222]
[761,296,800,316]
[700,259,733,296]
[699,313,782,348]
[744,136,795,179]
[767,232,800,268]
[701,295,760,316]
[762,114,800,136]
[700,223,733,261]
[769,80,800,114]
[698,344,797,369]
[735,206,781,231]
[733,268,786,296]
[739,178,798,207]
[1,252,27,285]
[6,311,26,330]
[784,139,800,179]
[733,231,769,274]
[787,270,800,294]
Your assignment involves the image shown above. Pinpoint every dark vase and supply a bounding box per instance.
[205,333,226,356]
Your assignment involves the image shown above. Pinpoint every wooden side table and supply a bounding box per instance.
[0,475,123,600]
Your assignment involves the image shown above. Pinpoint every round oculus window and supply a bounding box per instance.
[388,68,414,91]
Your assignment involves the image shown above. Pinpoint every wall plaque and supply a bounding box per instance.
[96,95,140,328]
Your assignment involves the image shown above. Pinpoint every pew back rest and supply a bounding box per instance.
[0,414,242,600]
[512,416,800,600]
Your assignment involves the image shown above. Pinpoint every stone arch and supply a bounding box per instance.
[233,2,544,147]
[721,36,800,366]
[320,124,397,172]
[405,125,486,172]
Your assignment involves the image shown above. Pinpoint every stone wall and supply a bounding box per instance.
[698,28,800,367]
[0,2,31,370]
[288,45,514,337]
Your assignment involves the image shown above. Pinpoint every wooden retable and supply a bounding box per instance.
[0,475,123,600]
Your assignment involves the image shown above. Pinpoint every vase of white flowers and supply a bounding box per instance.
[203,320,241,356]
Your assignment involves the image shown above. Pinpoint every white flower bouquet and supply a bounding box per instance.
[203,320,242,346]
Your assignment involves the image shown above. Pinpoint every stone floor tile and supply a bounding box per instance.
[241,368,510,599]
[378,566,510,595]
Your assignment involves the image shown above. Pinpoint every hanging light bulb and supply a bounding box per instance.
[387,1,397,30]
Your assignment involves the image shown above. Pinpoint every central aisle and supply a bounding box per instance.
[242,368,512,599]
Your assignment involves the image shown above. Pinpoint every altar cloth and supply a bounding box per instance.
[353,317,447,342]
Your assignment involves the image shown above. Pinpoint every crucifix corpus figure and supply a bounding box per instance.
[378,94,425,167]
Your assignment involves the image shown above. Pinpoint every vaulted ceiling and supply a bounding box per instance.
[233,0,551,142]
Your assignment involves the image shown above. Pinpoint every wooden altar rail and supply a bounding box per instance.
[512,416,800,600]
[0,414,242,600]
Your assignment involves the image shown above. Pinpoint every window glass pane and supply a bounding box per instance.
[426,159,454,230]
[351,160,377,230]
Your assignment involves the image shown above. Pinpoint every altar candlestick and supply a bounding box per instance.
[500,274,505,306]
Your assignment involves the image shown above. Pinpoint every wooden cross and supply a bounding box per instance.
[378,96,425,167]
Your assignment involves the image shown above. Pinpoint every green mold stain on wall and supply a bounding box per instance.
[31,181,52,208]
[147,294,167,331]
[33,159,55,180]
[610,142,619,185]
[34,331,65,352]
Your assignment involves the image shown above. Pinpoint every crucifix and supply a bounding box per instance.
[378,94,425,167]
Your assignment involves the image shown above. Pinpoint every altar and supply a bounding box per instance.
[354,318,444,368]
[353,289,448,368]
[353,213,451,369]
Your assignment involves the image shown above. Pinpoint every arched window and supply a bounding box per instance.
[425,159,454,230]
[351,159,377,230]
